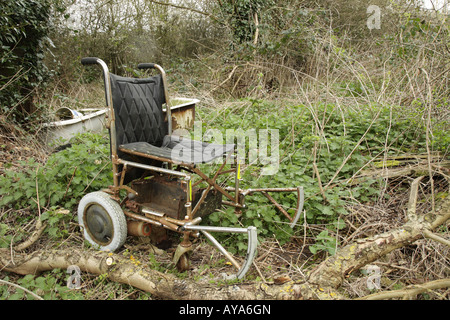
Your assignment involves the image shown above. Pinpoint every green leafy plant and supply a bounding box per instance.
[309,230,337,255]
[197,99,445,255]
[0,223,18,248]
[40,207,72,240]
[0,271,84,300]
[0,0,54,121]
[0,131,112,212]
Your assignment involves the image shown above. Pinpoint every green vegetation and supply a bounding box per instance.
[199,100,442,254]
[0,0,54,121]
[0,272,84,300]
[0,0,448,300]
[0,132,112,212]
[0,132,112,249]
[1,98,442,256]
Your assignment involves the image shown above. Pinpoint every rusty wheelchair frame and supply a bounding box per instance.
[77,57,304,279]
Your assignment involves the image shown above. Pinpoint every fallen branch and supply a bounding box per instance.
[1,179,448,300]
[0,247,300,300]
[346,157,449,186]
[13,220,47,252]
[422,229,450,247]
[306,178,450,290]
[356,278,450,300]
[211,65,239,93]
[0,278,44,300]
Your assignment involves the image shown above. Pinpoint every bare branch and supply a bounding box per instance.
[423,230,450,247]
[14,220,47,252]
[356,278,450,300]
[0,279,44,300]
[145,0,218,21]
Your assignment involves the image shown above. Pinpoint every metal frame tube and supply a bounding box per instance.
[81,58,119,187]
[201,230,241,270]
[181,225,249,233]
[117,159,191,178]
[98,59,119,187]
[289,186,304,228]
[191,226,258,280]
[83,57,260,280]
[152,64,172,135]
[225,185,305,229]
[236,226,257,279]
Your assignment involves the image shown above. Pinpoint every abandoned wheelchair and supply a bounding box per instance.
[77,57,304,279]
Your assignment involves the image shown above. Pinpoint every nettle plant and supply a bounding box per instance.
[1,101,441,256]
[0,272,84,300]
[198,100,434,255]
[0,132,112,241]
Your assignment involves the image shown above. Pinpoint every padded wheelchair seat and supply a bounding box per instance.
[119,135,235,165]
[110,73,234,165]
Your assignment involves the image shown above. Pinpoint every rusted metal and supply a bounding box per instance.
[119,163,128,187]
[124,198,141,213]
[132,175,186,220]
[190,185,211,217]
[83,59,120,189]
[154,64,172,135]
[224,186,299,194]
[118,159,192,178]
[123,209,179,232]
[241,187,299,195]
[131,175,222,220]
[173,242,193,271]
[82,58,265,280]
[224,186,304,227]
[165,102,196,131]
[117,146,197,168]
[149,225,170,245]
[222,200,245,208]
[261,191,292,222]
[192,167,237,204]
[124,210,161,226]
[127,221,152,237]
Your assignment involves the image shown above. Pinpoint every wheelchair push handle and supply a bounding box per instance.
[80,57,112,112]
[82,58,157,70]
[81,57,101,65]
[137,63,156,70]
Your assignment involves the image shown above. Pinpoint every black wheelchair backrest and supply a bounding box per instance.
[109,73,168,154]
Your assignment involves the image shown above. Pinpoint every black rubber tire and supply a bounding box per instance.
[78,191,127,252]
